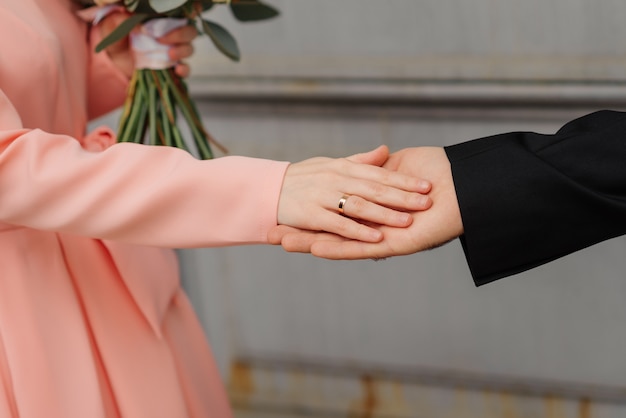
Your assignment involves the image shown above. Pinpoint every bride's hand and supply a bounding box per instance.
[99,11,198,78]
[277,145,433,243]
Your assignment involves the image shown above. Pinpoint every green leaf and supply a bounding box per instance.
[230,1,279,22]
[201,19,240,61]
[199,0,215,12]
[124,0,141,12]
[95,13,148,53]
[149,0,187,13]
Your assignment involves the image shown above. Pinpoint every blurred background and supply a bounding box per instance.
[150,0,626,417]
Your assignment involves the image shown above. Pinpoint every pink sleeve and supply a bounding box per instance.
[86,24,129,120]
[0,92,289,248]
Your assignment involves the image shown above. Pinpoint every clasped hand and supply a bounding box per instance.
[271,147,464,259]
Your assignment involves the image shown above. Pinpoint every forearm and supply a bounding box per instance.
[445,110,626,286]
[0,129,288,247]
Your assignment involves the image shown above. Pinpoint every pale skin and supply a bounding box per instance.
[99,15,434,243]
[277,146,433,243]
[269,147,465,256]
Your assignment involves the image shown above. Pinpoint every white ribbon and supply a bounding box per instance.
[76,5,124,24]
[131,18,188,70]
[77,7,186,70]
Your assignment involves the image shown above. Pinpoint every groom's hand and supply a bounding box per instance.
[269,147,464,259]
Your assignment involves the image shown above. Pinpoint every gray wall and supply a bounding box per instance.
[176,1,626,416]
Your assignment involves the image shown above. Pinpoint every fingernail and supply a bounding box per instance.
[418,180,431,191]
[369,230,384,242]
[400,212,412,226]
[416,195,431,208]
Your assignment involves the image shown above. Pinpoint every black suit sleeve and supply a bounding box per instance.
[444,110,626,286]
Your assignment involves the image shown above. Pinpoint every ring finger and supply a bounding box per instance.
[336,194,413,227]
[341,179,432,212]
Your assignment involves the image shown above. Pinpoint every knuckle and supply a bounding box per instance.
[335,158,350,171]
[334,218,352,235]
[347,196,367,213]
[378,208,394,224]
[367,182,386,199]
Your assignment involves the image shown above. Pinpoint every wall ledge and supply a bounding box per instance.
[188,76,626,107]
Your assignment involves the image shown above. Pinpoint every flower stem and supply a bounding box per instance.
[163,69,213,159]
[116,68,214,159]
[146,70,159,146]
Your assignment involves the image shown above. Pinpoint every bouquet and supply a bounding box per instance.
[76,0,279,159]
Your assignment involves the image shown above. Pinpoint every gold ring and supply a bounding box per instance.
[338,194,350,215]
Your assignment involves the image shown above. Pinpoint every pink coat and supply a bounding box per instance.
[0,1,289,416]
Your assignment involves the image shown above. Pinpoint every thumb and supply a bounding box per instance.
[346,145,389,166]
[268,225,300,245]
[99,10,132,52]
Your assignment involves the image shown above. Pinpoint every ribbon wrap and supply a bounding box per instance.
[78,6,186,70]
[131,18,188,70]
[76,4,124,24]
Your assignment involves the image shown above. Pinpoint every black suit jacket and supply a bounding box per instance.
[444,110,626,286]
